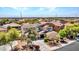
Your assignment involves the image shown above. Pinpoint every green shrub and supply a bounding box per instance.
[44,37,49,42]
[27,28,38,41]
[7,28,21,41]
[59,29,67,38]
[0,32,10,45]
[0,28,21,45]
[59,23,79,39]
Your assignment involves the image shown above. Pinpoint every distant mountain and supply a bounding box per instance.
[0,16,79,19]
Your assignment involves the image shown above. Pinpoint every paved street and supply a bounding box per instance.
[56,41,79,51]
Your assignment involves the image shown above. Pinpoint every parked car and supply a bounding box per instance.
[75,34,79,41]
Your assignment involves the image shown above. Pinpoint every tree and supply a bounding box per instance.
[0,32,6,45]
[59,29,67,39]
[0,28,21,50]
[7,28,21,41]
[7,28,21,50]
[27,28,38,41]
[0,18,9,25]
[0,32,11,45]
[59,23,79,40]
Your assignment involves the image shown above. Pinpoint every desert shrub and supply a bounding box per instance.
[44,36,49,42]
[59,23,79,39]
[59,29,67,38]
[0,32,11,45]
[7,28,21,41]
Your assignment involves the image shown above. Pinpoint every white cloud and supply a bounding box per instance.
[46,7,56,12]
[39,7,45,11]
[11,7,18,10]
[11,7,56,12]
[38,7,56,12]
[11,7,29,11]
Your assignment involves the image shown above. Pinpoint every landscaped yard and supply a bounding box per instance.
[0,18,79,51]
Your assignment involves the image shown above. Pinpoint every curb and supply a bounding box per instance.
[52,40,76,51]
[33,40,76,51]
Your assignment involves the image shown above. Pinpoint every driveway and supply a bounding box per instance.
[56,41,79,51]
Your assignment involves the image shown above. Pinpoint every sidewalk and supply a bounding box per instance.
[33,40,76,51]
[0,40,76,51]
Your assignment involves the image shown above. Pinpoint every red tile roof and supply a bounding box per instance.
[51,21,63,26]
[40,22,50,26]
[0,28,7,31]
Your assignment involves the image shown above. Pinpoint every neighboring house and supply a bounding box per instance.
[21,23,40,34]
[0,27,7,32]
[50,21,64,31]
[39,22,49,27]
[39,21,64,32]
[59,20,68,24]
[2,23,21,30]
[39,22,53,32]
[74,19,79,23]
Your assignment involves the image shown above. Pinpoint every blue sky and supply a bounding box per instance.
[0,7,79,17]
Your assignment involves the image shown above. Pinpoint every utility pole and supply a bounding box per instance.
[55,13,57,20]
[75,14,78,19]
[19,8,22,18]
[20,11,22,18]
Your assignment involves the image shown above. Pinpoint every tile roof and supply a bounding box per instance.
[22,23,40,28]
[0,28,7,31]
[51,21,63,26]
[3,23,21,28]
